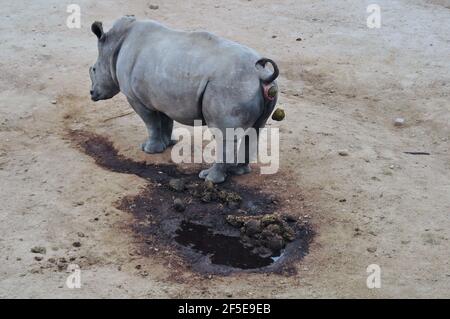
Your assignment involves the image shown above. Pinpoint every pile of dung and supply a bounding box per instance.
[168,178,242,207]
[168,178,299,258]
[226,213,297,258]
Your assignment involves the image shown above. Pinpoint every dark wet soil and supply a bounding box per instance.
[175,221,277,269]
[68,129,314,275]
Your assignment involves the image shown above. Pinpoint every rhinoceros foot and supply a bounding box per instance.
[199,164,227,184]
[228,163,251,176]
[141,139,167,154]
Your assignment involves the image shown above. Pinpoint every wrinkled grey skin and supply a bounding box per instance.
[90,16,278,183]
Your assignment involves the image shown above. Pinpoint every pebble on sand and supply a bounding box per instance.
[173,198,185,212]
[31,246,46,254]
[394,118,405,127]
[72,241,82,248]
[169,178,186,192]
[338,149,349,156]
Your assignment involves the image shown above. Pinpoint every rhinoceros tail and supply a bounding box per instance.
[256,58,279,84]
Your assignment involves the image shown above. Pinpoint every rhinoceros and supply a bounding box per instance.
[89,16,279,183]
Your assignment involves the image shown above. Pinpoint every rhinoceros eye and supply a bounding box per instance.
[92,67,96,72]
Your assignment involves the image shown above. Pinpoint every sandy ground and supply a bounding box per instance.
[0,0,449,298]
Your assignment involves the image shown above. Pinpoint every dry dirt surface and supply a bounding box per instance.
[1,0,449,298]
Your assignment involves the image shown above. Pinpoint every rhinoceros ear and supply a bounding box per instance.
[91,21,104,40]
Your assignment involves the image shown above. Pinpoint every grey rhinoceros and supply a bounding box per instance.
[89,16,279,183]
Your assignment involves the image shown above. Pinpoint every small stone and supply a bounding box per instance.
[140,270,149,277]
[296,37,302,41]
[51,100,57,104]
[135,264,142,270]
[267,194,278,204]
[173,198,185,212]
[338,149,349,156]
[34,256,43,261]
[31,246,46,254]
[149,4,159,9]
[31,268,43,274]
[77,232,85,238]
[382,169,393,176]
[169,178,186,192]
[283,214,296,222]
[72,241,81,248]
[394,118,405,127]
[367,247,377,253]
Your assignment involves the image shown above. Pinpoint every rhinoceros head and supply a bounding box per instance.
[89,21,120,101]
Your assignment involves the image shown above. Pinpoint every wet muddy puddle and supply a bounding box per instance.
[175,221,280,269]
[68,129,313,274]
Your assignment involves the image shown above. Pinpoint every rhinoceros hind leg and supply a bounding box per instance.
[228,163,251,176]
[199,163,227,184]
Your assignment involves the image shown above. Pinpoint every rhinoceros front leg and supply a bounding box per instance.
[160,112,177,147]
[127,97,167,154]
